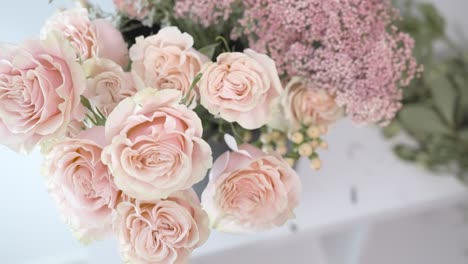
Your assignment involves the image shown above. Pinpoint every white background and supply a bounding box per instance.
[1,1,468,264]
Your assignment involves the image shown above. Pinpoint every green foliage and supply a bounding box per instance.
[80,96,106,126]
[116,0,175,47]
[168,3,247,52]
[399,103,451,137]
[387,1,468,180]
[115,0,247,56]
[425,74,457,126]
[198,43,221,60]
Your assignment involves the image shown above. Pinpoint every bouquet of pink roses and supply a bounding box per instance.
[0,0,419,263]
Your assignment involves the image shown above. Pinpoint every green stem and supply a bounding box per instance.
[181,73,203,105]
[216,36,231,52]
[230,123,243,143]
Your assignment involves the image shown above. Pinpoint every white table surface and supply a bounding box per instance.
[1,1,468,263]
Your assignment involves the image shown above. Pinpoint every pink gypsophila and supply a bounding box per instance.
[174,0,420,125]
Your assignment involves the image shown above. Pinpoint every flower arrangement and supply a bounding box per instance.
[1,0,418,263]
[383,1,468,182]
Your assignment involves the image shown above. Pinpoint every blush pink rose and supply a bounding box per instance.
[0,33,86,153]
[113,189,210,264]
[41,8,129,67]
[113,0,153,21]
[282,77,343,128]
[129,27,208,99]
[102,89,212,200]
[198,49,283,129]
[43,126,119,242]
[83,58,136,117]
[202,144,302,233]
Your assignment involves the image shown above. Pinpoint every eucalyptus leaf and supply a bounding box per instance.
[426,135,462,165]
[456,76,468,114]
[425,74,456,126]
[418,3,445,38]
[460,127,468,142]
[398,103,451,136]
[388,1,468,183]
[393,144,418,161]
[382,121,401,139]
[199,43,220,60]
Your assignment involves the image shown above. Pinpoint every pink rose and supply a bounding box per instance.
[113,0,153,21]
[113,189,210,264]
[129,27,208,99]
[282,77,343,128]
[41,8,129,67]
[202,144,302,233]
[0,33,86,153]
[43,126,119,242]
[198,49,283,129]
[102,89,212,200]
[83,58,136,117]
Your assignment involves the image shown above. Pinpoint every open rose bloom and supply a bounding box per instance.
[2,0,418,262]
[43,126,118,242]
[202,144,302,233]
[114,189,210,263]
[102,89,213,200]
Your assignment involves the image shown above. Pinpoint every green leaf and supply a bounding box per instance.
[198,43,220,60]
[86,114,97,126]
[460,127,468,142]
[216,36,231,52]
[455,75,468,112]
[426,135,460,163]
[452,74,468,125]
[398,103,451,136]
[181,73,203,105]
[81,95,106,126]
[415,152,431,166]
[382,121,401,139]
[418,3,445,38]
[393,144,418,162]
[80,95,93,111]
[425,74,457,126]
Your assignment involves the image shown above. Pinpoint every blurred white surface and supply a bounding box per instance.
[1,0,468,264]
[190,204,468,264]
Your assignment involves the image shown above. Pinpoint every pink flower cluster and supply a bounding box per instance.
[174,0,238,27]
[113,0,153,21]
[174,0,419,125]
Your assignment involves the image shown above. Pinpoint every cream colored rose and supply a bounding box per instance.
[102,89,212,200]
[83,58,136,117]
[282,77,343,128]
[113,189,210,264]
[129,27,208,99]
[198,49,283,129]
[43,126,119,242]
[201,144,302,233]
